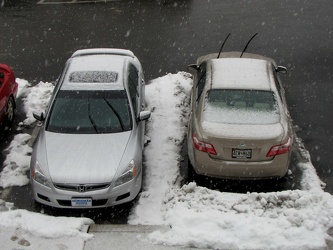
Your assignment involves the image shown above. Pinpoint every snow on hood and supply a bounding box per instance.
[44,131,131,183]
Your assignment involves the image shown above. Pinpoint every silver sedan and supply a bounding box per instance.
[30,48,150,208]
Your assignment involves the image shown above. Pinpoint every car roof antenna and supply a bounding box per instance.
[240,33,258,58]
[217,33,231,58]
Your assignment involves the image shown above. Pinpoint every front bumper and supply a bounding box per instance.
[31,173,142,209]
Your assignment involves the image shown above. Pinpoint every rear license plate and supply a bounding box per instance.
[232,149,252,159]
[71,198,92,207]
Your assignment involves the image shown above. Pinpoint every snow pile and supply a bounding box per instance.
[0,204,93,240]
[149,185,333,249]
[129,72,192,224]
[0,134,32,188]
[16,78,31,98]
[17,79,54,126]
[0,199,93,250]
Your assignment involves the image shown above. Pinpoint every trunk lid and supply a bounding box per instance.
[201,121,285,161]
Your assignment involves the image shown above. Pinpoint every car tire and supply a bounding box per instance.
[5,97,15,127]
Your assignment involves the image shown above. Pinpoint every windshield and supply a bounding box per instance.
[46,90,132,133]
[202,89,280,125]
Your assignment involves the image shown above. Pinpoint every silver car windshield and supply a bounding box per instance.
[46,90,132,133]
[203,89,280,125]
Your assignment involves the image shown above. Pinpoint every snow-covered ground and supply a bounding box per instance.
[0,73,333,249]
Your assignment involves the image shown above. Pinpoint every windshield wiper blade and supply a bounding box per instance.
[103,98,124,131]
[88,99,99,134]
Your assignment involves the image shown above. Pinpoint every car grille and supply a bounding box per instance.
[54,183,111,193]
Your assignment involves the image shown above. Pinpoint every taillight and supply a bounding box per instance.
[266,138,291,157]
[192,134,217,155]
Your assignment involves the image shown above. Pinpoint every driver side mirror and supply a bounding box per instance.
[276,66,287,74]
[138,110,151,122]
[33,111,45,122]
[187,64,199,73]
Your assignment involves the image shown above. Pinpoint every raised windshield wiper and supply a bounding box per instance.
[103,98,124,131]
[88,99,99,134]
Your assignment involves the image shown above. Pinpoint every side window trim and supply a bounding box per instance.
[196,62,207,102]
[272,65,285,103]
[128,64,140,118]
[129,64,139,96]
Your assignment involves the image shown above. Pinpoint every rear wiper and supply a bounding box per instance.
[88,99,99,134]
[103,98,124,131]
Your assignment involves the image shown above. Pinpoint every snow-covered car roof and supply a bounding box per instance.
[211,57,275,91]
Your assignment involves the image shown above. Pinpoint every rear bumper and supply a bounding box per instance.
[190,149,290,179]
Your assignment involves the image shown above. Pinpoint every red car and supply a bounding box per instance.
[0,64,18,128]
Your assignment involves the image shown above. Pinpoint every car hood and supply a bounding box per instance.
[43,131,131,184]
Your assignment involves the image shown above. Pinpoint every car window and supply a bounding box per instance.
[128,64,139,117]
[0,71,4,88]
[46,90,132,134]
[69,71,118,83]
[196,62,207,102]
[202,89,280,125]
[272,65,285,103]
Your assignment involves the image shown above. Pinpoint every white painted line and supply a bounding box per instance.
[38,0,119,4]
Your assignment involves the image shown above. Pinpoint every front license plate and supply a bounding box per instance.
[232,149,252,159]
[71,198,92,207]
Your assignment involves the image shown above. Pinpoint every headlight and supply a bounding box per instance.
[31,161,51,188]
[114,160,138,187]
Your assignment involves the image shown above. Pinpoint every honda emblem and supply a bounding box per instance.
[77,185,86,193]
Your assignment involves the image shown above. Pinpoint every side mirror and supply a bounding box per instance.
[187,64,199,73]
[138,110,151,122]
[276,66,287,74]
[33,111,45,121]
